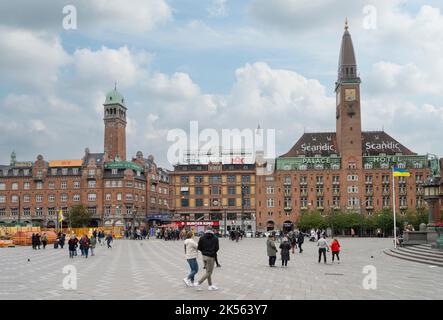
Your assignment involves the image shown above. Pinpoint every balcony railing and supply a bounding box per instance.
[284,206,292,211]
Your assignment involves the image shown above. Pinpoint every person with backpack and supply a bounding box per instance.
[68,235,78,259]
[194,227,220,291]
[80,235,90,258]
[279,236,291,267]
[330,238,341,263]
[41,233,48,249]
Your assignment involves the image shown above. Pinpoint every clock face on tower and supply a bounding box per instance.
[345,89,356,101]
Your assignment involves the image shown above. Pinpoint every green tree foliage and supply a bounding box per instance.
[66,205,92,228]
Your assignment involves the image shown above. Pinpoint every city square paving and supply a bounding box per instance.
[0,237,442,300]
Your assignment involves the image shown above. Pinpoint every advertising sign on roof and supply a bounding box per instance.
[49,160,83,167]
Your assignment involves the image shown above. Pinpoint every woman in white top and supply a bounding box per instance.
[183,231,199,286]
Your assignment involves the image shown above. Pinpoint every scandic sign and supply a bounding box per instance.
[49,160,83,167]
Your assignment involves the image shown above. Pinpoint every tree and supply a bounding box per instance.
[66,205,92,228]
[297,211,326,231]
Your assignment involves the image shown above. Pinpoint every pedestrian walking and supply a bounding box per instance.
[106,233,113,248]
[194,227,219,291]
[317,235,329,264]
[68,235,78,258]
[297,231,304,253]
[330,238,341,263]
[279,236,291,267]
[31,233,36,250]
[80,235,90,258]
[36,233,41,250]
[267,234,278,267]
[289,232,297,254]
[90,235,97,256]
[183,231,199,287]
[41,233,48,249]
[59,234,65,249]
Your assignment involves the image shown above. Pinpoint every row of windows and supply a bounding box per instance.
[180,175,252,184]
[0,168,81,177]
[281,174,424,184]
[180,198,251,208]
[180,186,250,196]
[0,193,148,203]
[264,196,424,208]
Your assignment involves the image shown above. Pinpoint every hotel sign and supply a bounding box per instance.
[363,155,427,168]
[49,160,83,167]
[13,161,33,168]
[277,156,341,171]
[105,161,143,172]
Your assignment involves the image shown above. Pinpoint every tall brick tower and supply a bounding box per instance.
[335,20,362,169]
[104,86,127,161]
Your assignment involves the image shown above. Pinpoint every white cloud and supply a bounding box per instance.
[208,0,228,18]
[0,0,173,35]
[30,120,47,133]
[0,27,71,90]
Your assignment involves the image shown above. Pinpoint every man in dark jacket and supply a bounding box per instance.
[195,227,219,291]
[297,231,304,253]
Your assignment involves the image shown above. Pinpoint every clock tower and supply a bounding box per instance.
[104,86,127,161]
[335,20,362,168]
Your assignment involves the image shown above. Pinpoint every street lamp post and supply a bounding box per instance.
[422,177,441,244]
[132,207,138,239]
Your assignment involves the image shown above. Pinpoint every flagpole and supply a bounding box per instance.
[392,169,397,249]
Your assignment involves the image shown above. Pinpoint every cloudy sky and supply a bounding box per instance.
[0,0,442,168]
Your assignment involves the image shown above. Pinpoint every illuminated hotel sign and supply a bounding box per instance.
[276,156,341,171]
[13,162,33,167]
[301,143,335,153]
[49,160,83,167]
[363,155,427,168]
[365,141,401,152]
[105,161,143,172]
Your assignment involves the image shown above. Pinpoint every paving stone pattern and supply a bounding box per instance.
[0,238,441,300]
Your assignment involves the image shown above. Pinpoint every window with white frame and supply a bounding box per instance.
[126,194,133,201]
[117,193,122,201]
[347,186,358,193]
[0,183,5,190]
[0,195,5,203]
[49,182,55,189]
[24,182,30,190]
[24,194,30,202]
[105,193,111,201]
[151,185,156,192]
[51,168,57,175]
[12,183,18,190]
[88,180,96,188]
[35,195,43,203]
[73,181,80,189]
[267,198,275,208]
[266,186,275,194]
[112,169,118,175]
[88,193,97,201]
[347,197,359,207]
[73,194,80,202]
[126,181,133,188]
[61,181,67,189]
[347,175,358,181]
[62,168,68,175]
[61,194,68,202]
[73,168,79,175]
[151,197,156,204]
[48,194,55,202]
[36,182,43,190]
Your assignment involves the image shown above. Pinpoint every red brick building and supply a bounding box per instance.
[255,24,432,232]
[0,89,171,229]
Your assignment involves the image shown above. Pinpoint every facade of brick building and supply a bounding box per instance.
[0,89,171,229]
[255,25,432,232]
[170,163,256,235]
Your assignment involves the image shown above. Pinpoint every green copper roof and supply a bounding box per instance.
[104,89,125,106]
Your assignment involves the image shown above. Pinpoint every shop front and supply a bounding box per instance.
[178,221,220,234]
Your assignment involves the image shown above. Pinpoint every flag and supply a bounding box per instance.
[59,210,64,222]
[393,168,410,177]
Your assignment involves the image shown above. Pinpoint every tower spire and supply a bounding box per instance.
[337,19,360,85]
[114,81,117,91]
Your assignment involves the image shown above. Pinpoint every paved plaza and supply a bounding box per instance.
[0,237,442,300]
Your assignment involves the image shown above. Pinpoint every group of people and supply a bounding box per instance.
[266,232,341,267]
[67,231,114,258]
[182,227,220,291]
[31,233,48,250]
[124,228,148,240]
[229,229,244,242]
